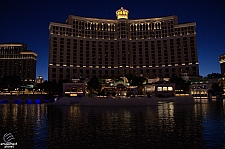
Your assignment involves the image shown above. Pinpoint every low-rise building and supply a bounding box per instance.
[35,75,44,84]
[63,83,86,97]
[189,78,218,97]
[144,78,175,97]
[103,81,137,96]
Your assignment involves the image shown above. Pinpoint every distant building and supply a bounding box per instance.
[144,78,175,97]
[147,77,170,83]
[48,7,199,82]
[0,43,37,82]
[189,78,218,97]
[35,75,44,84]
[181,72,189,82]
[62,79,86,97]
[219,54,225,76]
[218,78,225,94]
[102,79,137,96]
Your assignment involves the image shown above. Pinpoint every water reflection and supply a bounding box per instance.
[197,101,225,148]
[0,101,224,148]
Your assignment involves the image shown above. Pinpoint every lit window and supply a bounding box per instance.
[163,87,167,91]
[168,87,173,91]
[157,87,162,91]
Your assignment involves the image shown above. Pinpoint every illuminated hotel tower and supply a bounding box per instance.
[48,7,199,82]
[219,54,225,76]
[0,43,37,81]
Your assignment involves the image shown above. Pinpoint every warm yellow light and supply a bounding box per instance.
[168,87,173,91]
[116,7,129,19]
[70,94,77,96]
[163,87,167,91]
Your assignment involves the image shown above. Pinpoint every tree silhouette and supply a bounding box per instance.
[207,73,222,79]
[1,76,22,92]
[169,77,188,92]
[87,75,102,97]
[210,82,224,96]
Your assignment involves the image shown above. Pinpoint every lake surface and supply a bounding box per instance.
[0,99,225,149]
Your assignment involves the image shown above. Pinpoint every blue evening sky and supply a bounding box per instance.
[0,0,224,80]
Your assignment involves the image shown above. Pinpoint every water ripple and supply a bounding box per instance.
[0,101,224,148]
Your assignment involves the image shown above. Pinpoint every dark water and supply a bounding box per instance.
[0,100,225,149]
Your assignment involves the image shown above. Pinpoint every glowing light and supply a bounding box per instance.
[13,99,22,104]
[116,7,129,19]
[70,94,77,96]
[35,99,41,104]
[168,87,173,91]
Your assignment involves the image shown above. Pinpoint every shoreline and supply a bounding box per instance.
[48,96,195,106]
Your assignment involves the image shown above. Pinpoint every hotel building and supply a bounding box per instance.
[48,7,199,82]
[219,54,225,76]
[0,43,37,82]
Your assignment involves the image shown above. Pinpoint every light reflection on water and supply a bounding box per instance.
[0,100,224,148]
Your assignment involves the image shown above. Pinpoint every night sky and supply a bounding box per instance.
[1,0,224,80]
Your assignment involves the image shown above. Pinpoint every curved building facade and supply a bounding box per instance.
[0,43,37,82]
[48,7,199,82]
